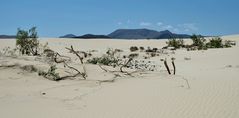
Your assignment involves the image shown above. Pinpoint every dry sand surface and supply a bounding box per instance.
[0,35,239,118]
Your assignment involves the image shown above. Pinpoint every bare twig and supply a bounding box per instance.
[53,52,86,80]
[65,45,84,64]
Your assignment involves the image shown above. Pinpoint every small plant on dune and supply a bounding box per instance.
[130,46,139,52]
[16,27,39,55]
[190,34,206,50]
[145,47,156,52]
[38,65,60,81]
[87,56,119,66]
[92,48,121,66]
[224,40,235,48]
[206,37,223,48]
[166,38,184,49]
[128,53,139,58]
[139,46,145,51]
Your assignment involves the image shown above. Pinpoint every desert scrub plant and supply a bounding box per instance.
[223,40,235,48]
[139,46,145,51]
[130,46,139,52]
[166,38,184,49]
[38,65,60,81]
[0,47,18,57]
[145,47,156,52]
[206,37,223,48]
[190,34,206,50]
[128,53,139,58]
[87,56,119,66]
[16,27,39,55]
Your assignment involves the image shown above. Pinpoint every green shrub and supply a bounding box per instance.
[130,46,139,52]
[146,47,157,52]
[139,47,145,51]
[206,37,223,48]
[223,40,235,48]
[190,34,206,50]
[16,27,39,55]
[166,38,184,49]
[38,65,60,81]
[128,53,139,58]
[87,56,119,66]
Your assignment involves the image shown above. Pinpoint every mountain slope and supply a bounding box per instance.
[59,34,77,38]
[74,34,110,39]
[0,35,16,39]
[108,29,191,39]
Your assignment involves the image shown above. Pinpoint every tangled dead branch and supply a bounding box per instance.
[53,52,87,80]
[39,46,87,81]
[65,45,85,64]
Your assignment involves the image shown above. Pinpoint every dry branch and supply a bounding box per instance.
[65,45,84,64]
[52,51,87,80]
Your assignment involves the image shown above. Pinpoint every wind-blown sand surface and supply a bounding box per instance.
[0,35,239,118]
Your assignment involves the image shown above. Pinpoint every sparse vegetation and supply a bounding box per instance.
[38,65,60,81]
[166,38,184,49]
[190,34,206,50]
[87,56,119,66]
[128,53,139,58]
[166,34,236,51]
[206,37,223,48]
[16,27,39,55]
[130,46,139,52]
[146,47,156,52]
[139,46,145,51]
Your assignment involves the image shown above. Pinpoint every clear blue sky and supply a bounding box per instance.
[0,0,239,37]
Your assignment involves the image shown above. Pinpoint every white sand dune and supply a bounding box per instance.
[0,35,239,118]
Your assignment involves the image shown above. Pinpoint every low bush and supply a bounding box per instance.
[206,37,223,48]
[38,65,60,81]
[139,47,145,51]
[130,46,139,52]
[166,38,184,49]
[128,53,139,58]
[146,47,156,52]
[87,56,119,66]
[190,34,206,50]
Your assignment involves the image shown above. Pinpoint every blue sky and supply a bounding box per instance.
[0,0,239,37]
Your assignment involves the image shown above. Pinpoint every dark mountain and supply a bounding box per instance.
[59,34,77,38]
[74,34,111,39]
[108,29,191,39]
[60,28,191,39]
[0,35,16,39]
[108,29,160,39]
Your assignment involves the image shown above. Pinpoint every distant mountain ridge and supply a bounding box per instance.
[74,34,110,39]
[59,34,77,38]
[108,29,191,39]
[0,35,16,39]
[60,28,191,39]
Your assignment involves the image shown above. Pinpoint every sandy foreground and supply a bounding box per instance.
[0,35,239,118]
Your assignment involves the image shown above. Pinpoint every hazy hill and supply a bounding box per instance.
[0,35,16,39]
[60,29,191,39]
[74,34,110,39]
[108,29,191,39]
[59,34,77,38]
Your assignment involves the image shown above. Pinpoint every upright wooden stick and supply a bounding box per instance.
[171,58,176,75]
[164,59,171,75]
